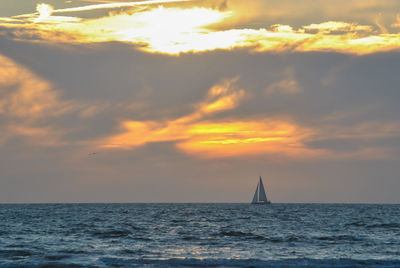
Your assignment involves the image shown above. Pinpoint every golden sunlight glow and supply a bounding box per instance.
[302,21,372,33]
[2,2,400,55]
[177,121,312,158]
[199,79,244,114]
[36,3,54,20]
[102,118,316,158]
[113,6,231,54]
[98,79,317,158]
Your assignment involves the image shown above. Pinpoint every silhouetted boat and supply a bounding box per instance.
[251,176,271,204]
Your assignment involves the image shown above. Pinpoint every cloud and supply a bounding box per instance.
[36,3,54,20]
[391,13,400,28]
[374,13,388,34]
[194,77,244,116]
[44,0,189,14]
[5,124,67,147]
[1,2,400,55]
[0,54,79,147]
[303,120,400,160]
[97,78,319,158]
[99,101,400,159]
[176,120,317,158]
[316,121,400,140]
[225,0,400,29]
[266,68,302,95]
[302,21,372,34]
[1,39,398,160]
[13,0,189,20]
[218,0,228,11]
[0,54,74,120]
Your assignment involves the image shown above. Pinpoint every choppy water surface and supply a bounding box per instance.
[1,203,400,267]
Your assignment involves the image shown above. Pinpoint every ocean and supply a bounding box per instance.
[0,203,400,267]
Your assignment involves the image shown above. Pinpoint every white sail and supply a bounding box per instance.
[251,183,259,203]
[251,176,270,204]
[258,176,267,202]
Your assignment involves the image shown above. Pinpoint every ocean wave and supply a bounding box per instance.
[132,236,152,241]
[0,249,32,258]
[1,203,400,267]
[98,257,400,267]
[366,223,400,229]
[217,230,268,240]
[216,230,303,243]
[345,221,366,227]
[218,230,250,237]
[314,235,364,242]
[2,258,400,268]
[44,254,69,261]
[265,236,302,243]
[59,249,87,254]
[92,229,131,238]
[5,244,26,248]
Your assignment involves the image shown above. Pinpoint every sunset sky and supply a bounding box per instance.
[1,0,400,203]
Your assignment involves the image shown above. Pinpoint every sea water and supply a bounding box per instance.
[0,203,400,267]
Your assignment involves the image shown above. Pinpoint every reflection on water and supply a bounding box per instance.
[0,203,400,267]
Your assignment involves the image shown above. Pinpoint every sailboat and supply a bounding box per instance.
[251,176,271,204]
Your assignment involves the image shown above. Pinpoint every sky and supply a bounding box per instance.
[1,0,400,203]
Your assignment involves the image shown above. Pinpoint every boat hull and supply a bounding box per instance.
[251,201,271,205]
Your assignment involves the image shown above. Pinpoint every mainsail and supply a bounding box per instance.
[252,184,259,203]
[251,176,270,204]
[258,177,267,202]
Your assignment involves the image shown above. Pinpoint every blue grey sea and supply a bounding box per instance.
[1,203,400,267]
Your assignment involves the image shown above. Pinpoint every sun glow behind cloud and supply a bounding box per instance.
[36,3,54,20]
[94,76,400,159]
[0,53,398,160]
[108,6,232,54]
[2,1,400,159]
[1,1,400,54]
[98,79,317,158]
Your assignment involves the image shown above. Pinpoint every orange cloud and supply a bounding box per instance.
[97,77,400,160]
[101,117,317,159]
[0,55,74,120]
[177,120,316,158]
[0,54,78,147]
[98,79,318,158]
